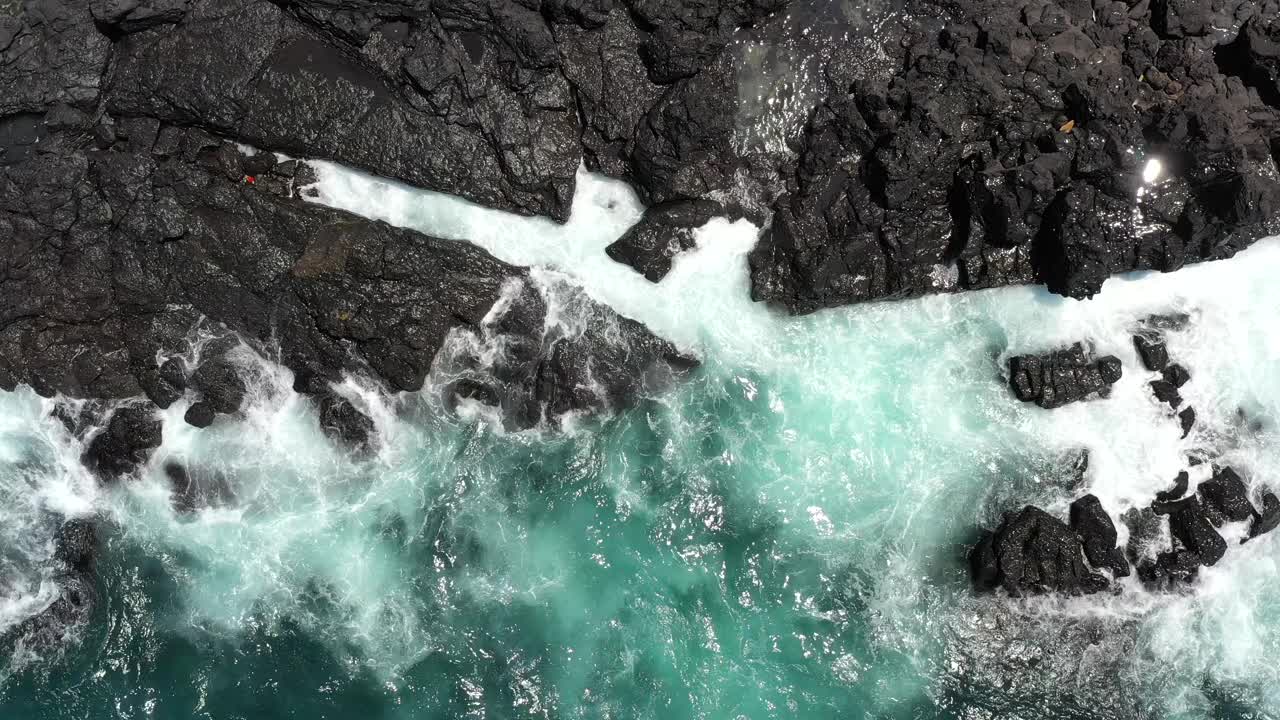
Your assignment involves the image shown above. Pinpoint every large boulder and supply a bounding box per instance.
[970,506,1109,596]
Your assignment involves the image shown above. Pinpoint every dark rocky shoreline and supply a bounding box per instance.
[2,0,1280,650]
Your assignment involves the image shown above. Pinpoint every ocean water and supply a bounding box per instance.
[1,165,1278,719]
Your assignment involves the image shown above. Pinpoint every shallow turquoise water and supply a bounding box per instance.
[1,171,1278,719]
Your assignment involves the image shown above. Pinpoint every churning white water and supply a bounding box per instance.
[1,161,1277,718]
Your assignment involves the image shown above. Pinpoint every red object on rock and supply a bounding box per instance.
[244,175,256,184]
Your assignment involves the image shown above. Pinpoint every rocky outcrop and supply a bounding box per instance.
[970,506,1110,596]
[1,110,696,478]
[605,200,730,282]
[1070,494,1130,578]
[1007,344,1121,409]
[749,0,1280,313]
[10,0,1275,323]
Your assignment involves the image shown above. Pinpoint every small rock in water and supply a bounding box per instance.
[1069,495,1130,578]
[316,392,375,450]
[1133,335,1170,371]
[1198,467,1256,525]
[605,200,730,283]
[1155,471,1190,504]
[184,402,216,429]
[189,349,246,415]
[1149,379,1183,408]
[1162,364,1191,388]
[1178,407,1197,438]
[1248,493,1280,541]
[1166,497,1228,566]
[1007,344,1120,409]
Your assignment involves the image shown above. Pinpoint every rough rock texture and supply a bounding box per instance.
[1165,497,1228,566]
[1069,494,1130,577]
[315,391,375,451]
[0,518,99,653]
[970,506,1109,596]
[1249,492,1280,540]
[749,0,1280,313]
[81,405,163,480]
[605,200,729,282]
[1198,466,1256,525]
[7,0,1273,322]
[1135,335,1171,372]
[1007,344,1121,409]
[0,109,695,471]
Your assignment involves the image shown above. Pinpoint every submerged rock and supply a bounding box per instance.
[1248,493,1280,541]
[1,518,100,654]
[1007,344,1120,409]
[316,391,375,450]
[1179,407,1197,438]
[164,461,234,514]
[971,506,1109,596]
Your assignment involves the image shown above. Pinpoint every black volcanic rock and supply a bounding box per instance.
[1198,467,1256,525]
[316,391,375,450]
[606,200,728,282]
[1069,494,1130,578]
[1179,407,1197,438]
[1149,379,1183,409]
[749,1,1280,314]
[1134,335,1171,372]
[1156,471,1190,504]
[183,402,216,429]
[1248,492,1280,541]
[0,120,696,476]
[1162,363,1191,388]
[1166,497,1228,566]
[82,406,162,480]
[971,506,1109,596]
[1007,344,1120,409]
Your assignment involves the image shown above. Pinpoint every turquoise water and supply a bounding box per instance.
[1,169,1279,719]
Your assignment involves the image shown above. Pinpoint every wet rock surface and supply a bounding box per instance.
[749,0,1280,314]
[605,200,731,282]
[970,506,1110,596]
[0,114,695,480]
[1007,344,1121,409]
[1069,494,1129,578]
